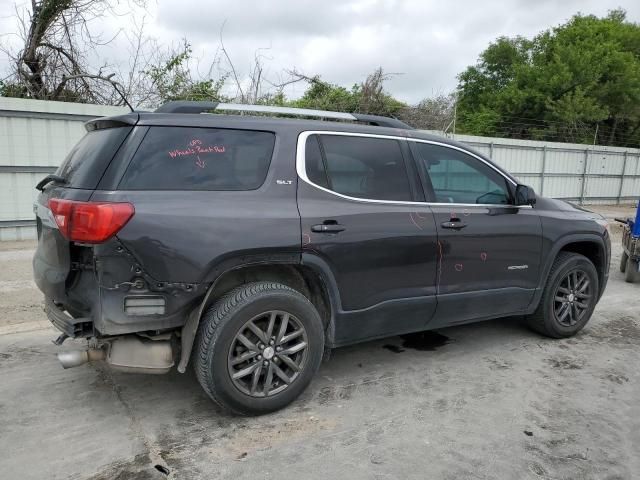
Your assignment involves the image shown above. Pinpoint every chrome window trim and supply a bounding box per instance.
[295,130,530,209]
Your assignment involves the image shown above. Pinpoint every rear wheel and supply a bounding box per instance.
[527,252,599,338]
[620,251,628,273]
[625,256,640,283]
[194,282,324,415]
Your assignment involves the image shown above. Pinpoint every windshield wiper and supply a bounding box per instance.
[35,174,67,191]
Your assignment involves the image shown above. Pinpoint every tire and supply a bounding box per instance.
[620,251,628,273]
[625,257,640,283]
[194,282,324,415]
[527,252,599,338]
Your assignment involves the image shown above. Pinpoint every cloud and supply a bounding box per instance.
[1,0,638,103]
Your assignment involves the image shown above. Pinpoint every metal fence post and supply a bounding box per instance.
[489,142,494,159]
[579,149,589,205]
[617,151,628,205]
[540,145,547,196]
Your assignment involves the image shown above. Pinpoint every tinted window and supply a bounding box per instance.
[312,135,411,201]
[415,143,510,205]
[305,135,329,189]
[120,127,275,190]
[56,127,132,189]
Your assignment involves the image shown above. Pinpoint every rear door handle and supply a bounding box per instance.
[441,220,467,230]
[311,223,346,233]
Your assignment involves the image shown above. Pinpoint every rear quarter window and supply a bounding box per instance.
[56,127,133,189]
[119,127,275,191]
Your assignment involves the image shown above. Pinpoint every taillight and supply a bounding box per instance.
[48,199,134,243]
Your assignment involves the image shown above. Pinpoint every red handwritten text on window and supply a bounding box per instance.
[168,139,226,159]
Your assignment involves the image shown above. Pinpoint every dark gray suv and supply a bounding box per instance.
[33,102,611,415]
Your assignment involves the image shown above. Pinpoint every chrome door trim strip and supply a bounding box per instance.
[295,130,531,208]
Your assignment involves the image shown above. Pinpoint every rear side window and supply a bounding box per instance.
[119,127,275,190]
[305,134,411,201]
[56,127,133,189]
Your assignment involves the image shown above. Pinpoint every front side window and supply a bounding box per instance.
[304,134,412,201]
[119,127,275,190]
[415,143,511,205]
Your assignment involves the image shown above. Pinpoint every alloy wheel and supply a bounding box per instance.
[227,310,309,397]
[553,269,592,327]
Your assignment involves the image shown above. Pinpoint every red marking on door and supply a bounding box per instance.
[436,241,444,294]
[195,156,206,169]
[409,212,422,230]
[480,252,487,261]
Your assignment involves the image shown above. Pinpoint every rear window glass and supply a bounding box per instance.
[119,127,275,191]
[56,127,132,189]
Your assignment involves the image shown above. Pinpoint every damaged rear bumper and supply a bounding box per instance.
[44,297,93,338]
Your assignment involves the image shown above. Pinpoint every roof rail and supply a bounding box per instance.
[154,101,413,129]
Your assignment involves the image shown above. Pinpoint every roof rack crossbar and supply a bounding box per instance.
[154,101,413,129]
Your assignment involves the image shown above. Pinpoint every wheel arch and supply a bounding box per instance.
[177,256,340,372]
[529,233,608,313]
[559,240,606,289]
[202,263,333,330]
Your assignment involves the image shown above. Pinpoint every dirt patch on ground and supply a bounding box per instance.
[587,315,640,345]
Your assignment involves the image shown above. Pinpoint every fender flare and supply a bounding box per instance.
[300,252,344,345]
[176,252,300,373]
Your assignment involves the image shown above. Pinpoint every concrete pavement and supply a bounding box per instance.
[0,210,639,479]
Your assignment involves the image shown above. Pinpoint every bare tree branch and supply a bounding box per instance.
[219,20,244,102]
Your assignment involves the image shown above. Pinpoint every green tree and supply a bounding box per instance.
[146,42,227,104]
[290,68,405,116]
[456,10,640,147]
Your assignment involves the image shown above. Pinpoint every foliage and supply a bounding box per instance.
[2,0,141,104]
[397,93,456,131]
[5,4,639,149]
[145,42,227,104]
[0,80,30,98]
[290,68,405,116]
[456,9,640,146]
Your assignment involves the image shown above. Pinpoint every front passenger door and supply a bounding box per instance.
[410,141,543,328]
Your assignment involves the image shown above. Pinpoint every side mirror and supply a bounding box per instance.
[515,184,536,206]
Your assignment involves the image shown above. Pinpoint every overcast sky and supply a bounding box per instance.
[1,0,639,104]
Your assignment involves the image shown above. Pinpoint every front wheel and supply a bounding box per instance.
[527,252,599,338]
[194,282,324,415]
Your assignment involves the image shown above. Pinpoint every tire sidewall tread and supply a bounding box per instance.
[625,256,640,283]
[527,252,599,338]
[194,281,324,415]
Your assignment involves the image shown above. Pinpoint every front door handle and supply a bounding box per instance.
[311,223,346,233]
[441,220,467,230]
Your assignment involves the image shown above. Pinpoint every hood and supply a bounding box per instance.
[535,196,605,219]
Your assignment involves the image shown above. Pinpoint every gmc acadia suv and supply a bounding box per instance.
[33,101,611,415]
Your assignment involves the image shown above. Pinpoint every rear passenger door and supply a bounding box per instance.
[410,141,542,327]
[296,132,438,345]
